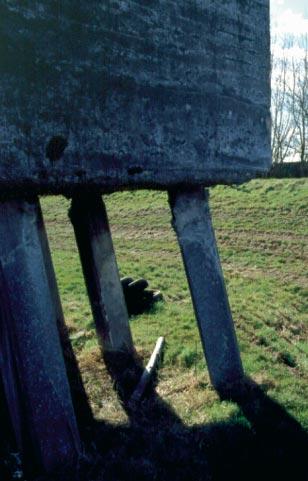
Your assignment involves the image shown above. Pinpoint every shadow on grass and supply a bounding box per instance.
[30,350,308,481]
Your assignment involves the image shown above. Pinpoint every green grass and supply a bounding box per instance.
[40,178,308,433]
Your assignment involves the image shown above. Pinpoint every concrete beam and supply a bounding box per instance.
[0,198,82,475]
[69,195,134,354]
[169,187,244,393]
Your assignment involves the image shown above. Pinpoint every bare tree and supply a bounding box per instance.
[288,36,308,163]
[271,53,295,163]
[271,34,307,163]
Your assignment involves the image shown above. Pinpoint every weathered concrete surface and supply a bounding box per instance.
[37,199,93,433]
[69,195,134,354]
[169,187,244,392]
[0,199,82,474]
[0,1,270,194]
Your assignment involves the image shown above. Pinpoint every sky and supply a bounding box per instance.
[271,0,308,38]
[270,1,307,162]
[271,0,307,60]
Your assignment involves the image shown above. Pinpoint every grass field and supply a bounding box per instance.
[39,178,307,480]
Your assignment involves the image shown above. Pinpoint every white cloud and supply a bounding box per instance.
[270,0,285,19]
[272,0,285,8]
[271,5,307,61]
[272,8,308,37]
[272,44,305,62]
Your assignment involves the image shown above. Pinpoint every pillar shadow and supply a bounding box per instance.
[3,352,307,481]
[0,334,308,481]
[0,376,20,481]
[71,353,308,481]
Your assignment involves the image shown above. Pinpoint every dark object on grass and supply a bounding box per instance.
[277,351,297,368]
[121,277,163,316]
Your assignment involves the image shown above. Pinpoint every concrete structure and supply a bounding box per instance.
[0,1,271,475]
[0,1,270,194]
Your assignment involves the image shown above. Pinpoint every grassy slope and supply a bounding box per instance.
[41,178,308,430]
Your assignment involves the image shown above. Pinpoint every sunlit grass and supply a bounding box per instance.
[41,178,308,428]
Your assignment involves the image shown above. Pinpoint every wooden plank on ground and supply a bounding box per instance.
[129,337,165,406]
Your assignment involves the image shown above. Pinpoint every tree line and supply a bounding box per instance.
[271,34,307,163]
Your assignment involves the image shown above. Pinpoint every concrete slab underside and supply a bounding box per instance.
[0,0,270,195]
